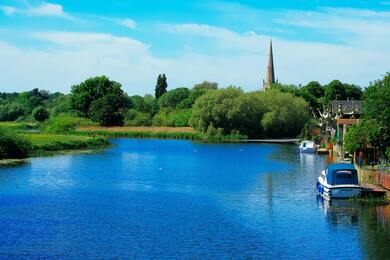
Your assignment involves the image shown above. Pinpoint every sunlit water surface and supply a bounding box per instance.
[0,139,389,259]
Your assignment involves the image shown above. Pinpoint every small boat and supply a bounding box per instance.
[299,140,316,153]
[316,163,362,199]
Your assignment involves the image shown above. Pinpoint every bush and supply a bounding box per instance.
[0,128,32,159]
[261,89,310,138]
[0,103,26,121]
[152,109,191,127]
[89,95,124,126]
[125,109,153,126]
[32,106,50,122]
[44,115,95,133]
[158,88,190,109]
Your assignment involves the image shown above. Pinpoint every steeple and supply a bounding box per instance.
[263,39,275,91]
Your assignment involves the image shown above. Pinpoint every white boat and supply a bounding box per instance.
[316,163,362,199]
[299,140,316,153]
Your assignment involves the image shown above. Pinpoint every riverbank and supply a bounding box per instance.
[0,129,110,165]
[75,126,246,141]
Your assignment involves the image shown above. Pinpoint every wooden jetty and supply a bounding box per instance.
[245,139,298,143]
[362,183,387,198]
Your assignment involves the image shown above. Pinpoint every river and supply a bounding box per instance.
[0,139,389,259]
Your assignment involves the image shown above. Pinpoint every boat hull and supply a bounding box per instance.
[299,147,316,153]
[317,177,362,199]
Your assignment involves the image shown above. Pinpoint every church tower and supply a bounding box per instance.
[262,40,275,91]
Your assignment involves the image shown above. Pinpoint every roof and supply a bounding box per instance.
[329,100,363,115]
[327,163,356,172]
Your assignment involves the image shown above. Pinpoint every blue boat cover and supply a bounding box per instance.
[326,163,359,185]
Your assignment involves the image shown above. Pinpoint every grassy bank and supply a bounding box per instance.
[24,133,110,154]
[75,126,247,141]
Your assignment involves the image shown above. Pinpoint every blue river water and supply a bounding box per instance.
[0,139,389,259]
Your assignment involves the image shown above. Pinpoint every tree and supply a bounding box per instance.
[302,81,324,99]
[70,76,126,118]
[363,73,390,130]
[32,106,49,122]
[323,80,362,105]
[158,87,190,108]
[299,82,324,117]
[155,74,168,99]
[89,95,124,126]
[0,128,32,159]
[193,81,218,90]
[260,89,311,138]
[191,87,244,134]
[344,120,389,155]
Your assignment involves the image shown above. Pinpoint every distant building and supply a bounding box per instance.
[263,40,276,91]
[329,100,363,144]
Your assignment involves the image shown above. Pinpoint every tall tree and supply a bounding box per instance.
[155,74,168,99]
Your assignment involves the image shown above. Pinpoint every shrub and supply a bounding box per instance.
[0,128,32,159]
[32,106,50,122]
[125,109,153,126]
[158,88,190,109]
[44,115,95,133]
[152,109,191,127]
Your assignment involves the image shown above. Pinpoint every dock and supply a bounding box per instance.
[316,148,329,155]
[362,184,387,198]
[245,139,298,143]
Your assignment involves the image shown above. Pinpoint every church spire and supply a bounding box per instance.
[263,39,275,91]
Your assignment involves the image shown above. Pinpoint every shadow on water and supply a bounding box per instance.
[317,196,390,260]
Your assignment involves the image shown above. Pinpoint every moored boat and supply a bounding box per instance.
[316,163,362,199]
[299,140,316,153]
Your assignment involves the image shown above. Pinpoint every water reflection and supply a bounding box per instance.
[317,196,390,259]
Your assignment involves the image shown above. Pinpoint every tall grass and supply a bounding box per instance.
[23,133,110,153]
[74,130,247,142]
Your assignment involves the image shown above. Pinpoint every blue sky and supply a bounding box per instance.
[0,0,389,94]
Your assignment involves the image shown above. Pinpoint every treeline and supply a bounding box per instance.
[0,74,372,139]
[344,73,390,159]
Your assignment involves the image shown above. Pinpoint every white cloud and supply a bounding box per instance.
[0,6,17,16]
[0,2,75,20]
[118,18,136,29]
[0,28,387,96]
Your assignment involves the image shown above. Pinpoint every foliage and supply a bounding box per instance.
[89,95,124,126]
[261,89,310,138]
[191,87,309,138]
[152,109,191,127]
[155,74,168,99]
[32,106,50,122]
[158,88,190,109]
[70,76,127,126]
[24,133,109,152]
[363,73,390,130]
[344,120,389,154]
[125,109,153,126]
[191,87,244,134]
[323,80,362,105]
[0,103,26,121]
[0,128,32,159]
[193,81,218,90]
[44,115,95,133]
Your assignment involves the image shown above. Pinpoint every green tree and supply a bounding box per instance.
[158,87,190,108]
[32,106,49,122]
[363,72,390,129]
[260,89,311,138]
[155,74,168,99]
[0,128,32,159]
[191,87,244,134]
[344,120,389,155]
[89,94,124,126]
[323,80,362,105]
[193,81,218,90]
[70,76,126,118]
